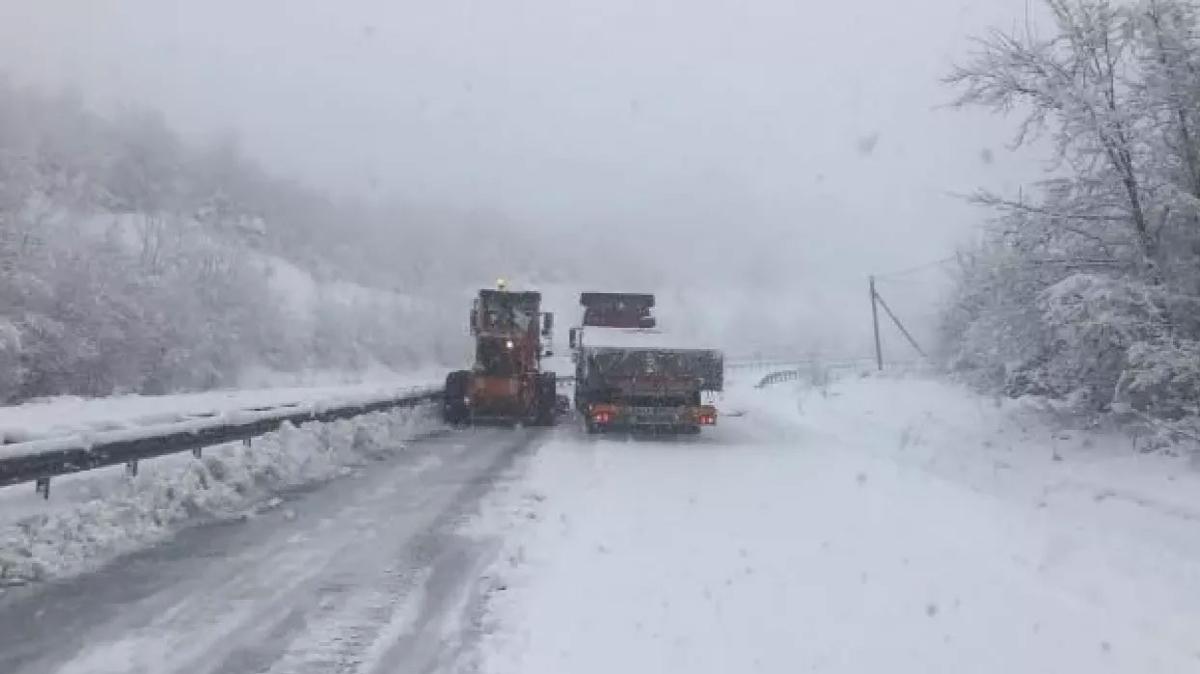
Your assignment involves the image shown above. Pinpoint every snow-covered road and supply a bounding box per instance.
[0,426,543,674]
[474,377,1200,673]
[4,374,1200,673]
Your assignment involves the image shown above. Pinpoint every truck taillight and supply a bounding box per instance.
[589,403,618,426]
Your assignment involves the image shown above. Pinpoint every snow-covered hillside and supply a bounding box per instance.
[0,82,475,403]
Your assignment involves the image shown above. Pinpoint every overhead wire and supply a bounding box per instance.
[872,255,959,281]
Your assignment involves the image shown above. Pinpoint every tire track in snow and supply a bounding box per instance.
[0,427,544,674]
[232,429,539,674]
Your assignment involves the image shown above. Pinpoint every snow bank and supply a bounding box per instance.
[0,380,437,446]
[0,405,439,586]
[236,363,448,390]
[778,373,1200,519]
[467,374,1200,673]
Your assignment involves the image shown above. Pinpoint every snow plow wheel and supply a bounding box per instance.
[530,372,557,426]
[443,370,471,425]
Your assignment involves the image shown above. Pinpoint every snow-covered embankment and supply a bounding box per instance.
[0,404,439,585]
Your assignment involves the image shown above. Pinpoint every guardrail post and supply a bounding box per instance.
[35,477,50,499]
[125,460,138,477]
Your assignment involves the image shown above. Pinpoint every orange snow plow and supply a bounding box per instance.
[443,283,557,427]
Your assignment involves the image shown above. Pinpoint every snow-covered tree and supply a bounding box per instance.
[0,81,468,402]
[943,0,1200,421]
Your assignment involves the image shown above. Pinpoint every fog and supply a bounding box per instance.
[0,0,1044,357]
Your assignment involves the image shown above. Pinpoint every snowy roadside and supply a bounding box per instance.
[466,374,1200,673]
[0,377,441,446]
[780,374,1200,546]
[0,405,440,587]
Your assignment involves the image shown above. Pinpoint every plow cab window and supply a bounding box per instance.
[477,337,519,376]
[479,299,537,333]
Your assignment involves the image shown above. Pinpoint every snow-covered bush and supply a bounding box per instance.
[1116,339,1200,420]
[939,241,1057,396]
[1036,273,1170,410]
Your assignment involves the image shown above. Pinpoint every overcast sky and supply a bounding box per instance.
[0,0,1047,355]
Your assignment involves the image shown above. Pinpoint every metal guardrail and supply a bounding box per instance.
[0,356,905,496]
[752,358,884,389]
[0,389,441,497]
[752,358,927,389]
[756,370,807,388]
[726,359,814,372]
[728,357,874,372]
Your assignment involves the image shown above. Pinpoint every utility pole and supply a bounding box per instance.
[870,276,883,371]
[873,290,927,359]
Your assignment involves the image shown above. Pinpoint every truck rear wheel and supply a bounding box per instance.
[443,370,471,425]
